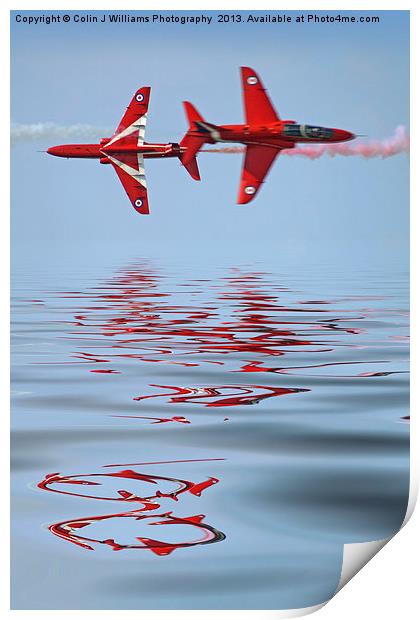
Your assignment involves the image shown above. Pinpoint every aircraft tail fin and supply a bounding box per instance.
[184,101,205,127]
[178,152,200,181]
[180,102,210,166]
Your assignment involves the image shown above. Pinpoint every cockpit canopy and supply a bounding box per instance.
[283,124,333,139]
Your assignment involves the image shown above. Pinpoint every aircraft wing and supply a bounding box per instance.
[237,145,279,205]
[241,67,279,125]
[106,86,151,148]
[106,152,149,215]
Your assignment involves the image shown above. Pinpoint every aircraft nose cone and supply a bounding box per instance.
[334,129,355,142]
[47,145,70,157]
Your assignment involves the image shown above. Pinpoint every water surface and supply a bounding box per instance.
[11,251,409,610]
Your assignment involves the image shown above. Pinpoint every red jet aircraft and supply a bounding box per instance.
[47,87,200,215]
[181,66,355,204]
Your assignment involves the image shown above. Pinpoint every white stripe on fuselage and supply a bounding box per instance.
[196,121,231,144]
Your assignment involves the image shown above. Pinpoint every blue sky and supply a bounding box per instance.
[11,10,409,264]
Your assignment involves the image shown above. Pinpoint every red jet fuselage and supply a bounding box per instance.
[180,66,355,203]
[47,140,184,162]
[192,121,354,149]
[47,85,200,215]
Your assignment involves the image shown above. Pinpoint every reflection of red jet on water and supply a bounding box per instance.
[47,87,200,215]
[181,66,355,203]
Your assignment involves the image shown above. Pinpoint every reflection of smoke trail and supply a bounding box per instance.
[11,122,112,146]
[202,126,409,159]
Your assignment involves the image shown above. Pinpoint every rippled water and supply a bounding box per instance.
[11,251,409,610]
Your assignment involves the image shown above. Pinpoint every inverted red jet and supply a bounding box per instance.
[181,66,355,204]
[47,87,200,215]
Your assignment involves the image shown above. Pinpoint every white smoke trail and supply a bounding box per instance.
[11,123,409,159]
[202,126,409,159]
[11,122,113,146]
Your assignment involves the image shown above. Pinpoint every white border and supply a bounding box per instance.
[4,2,417,619]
